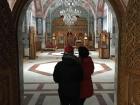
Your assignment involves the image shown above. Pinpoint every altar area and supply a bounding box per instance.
[45,16,95,50]
[27,17,111,60]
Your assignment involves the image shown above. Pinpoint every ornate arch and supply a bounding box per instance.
[12,0,128,105]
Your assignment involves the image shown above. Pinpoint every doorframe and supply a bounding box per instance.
[12,0,126,105]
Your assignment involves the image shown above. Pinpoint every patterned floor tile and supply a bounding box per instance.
[24,82,114,105]
[23,51,116,105]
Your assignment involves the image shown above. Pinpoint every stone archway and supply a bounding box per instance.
[0,0,140,105]
[12,0,124,105]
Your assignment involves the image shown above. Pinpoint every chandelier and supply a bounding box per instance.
[60,6,81,25]
[54,0,82,25]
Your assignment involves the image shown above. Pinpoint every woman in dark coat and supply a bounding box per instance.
[78,46,94,105]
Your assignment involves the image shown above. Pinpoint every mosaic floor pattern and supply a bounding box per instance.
[23,50,116,105]
[28,61,111,76]
[24,82,114,105]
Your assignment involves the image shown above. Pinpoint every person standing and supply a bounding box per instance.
[78,46,94,105]
[53,45,83,105]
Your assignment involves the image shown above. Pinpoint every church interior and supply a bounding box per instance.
[0,0,140,105]
[21,0,117,59]
[21,0,117,104]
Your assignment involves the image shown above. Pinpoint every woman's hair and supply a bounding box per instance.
[78,46,89,58]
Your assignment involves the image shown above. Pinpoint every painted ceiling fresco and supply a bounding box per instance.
[7,0,129,14]
[42,0,96,18]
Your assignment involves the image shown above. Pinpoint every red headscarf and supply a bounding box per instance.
[64,45,74,53]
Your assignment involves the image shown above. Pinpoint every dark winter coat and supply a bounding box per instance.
[79,56,94,98]
[53,53,83,97]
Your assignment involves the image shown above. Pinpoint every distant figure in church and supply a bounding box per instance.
[78,46,94,105]
[53,45,83,105]
[67,32,74,46]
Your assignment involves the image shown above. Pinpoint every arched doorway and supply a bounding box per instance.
[1,0,140,105]
[15,0,119,104]
[12,0,126,105]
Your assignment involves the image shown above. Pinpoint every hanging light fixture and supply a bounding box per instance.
[63,15,77,26]
[60,6,81,25]
[53,0,82,25]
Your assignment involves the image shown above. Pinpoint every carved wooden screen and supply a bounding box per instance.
[52,17,88,48]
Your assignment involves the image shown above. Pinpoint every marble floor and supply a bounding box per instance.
[23,49,116,105]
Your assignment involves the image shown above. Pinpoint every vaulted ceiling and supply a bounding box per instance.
[7,0,129,14]
[33,0,97,18]
[8,0,129,17]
